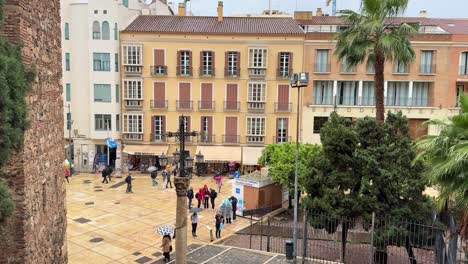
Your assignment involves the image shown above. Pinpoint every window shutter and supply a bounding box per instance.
[189,51,192,69]
[225,52,229,74]
[277,52,282,76]
[177,51,181,69]
[162,116,166,140]
[275,118,279,142]
[208,117,213,140]
[200,51,204,72]
[236,51,240,76]
[289,52,293,75]
[284,118,289,139]
[211,51,215,73]
[151,116,155,140]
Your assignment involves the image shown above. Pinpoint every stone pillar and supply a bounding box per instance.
[174,176,190,264]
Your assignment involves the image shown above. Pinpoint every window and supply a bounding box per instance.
[66,112,72,130]
[66,83,71,102]
[123,114,143,133]
[247,117,265,143]
[102,21,110,40]
[362,81,375,106]
[460,52,468,75]
[394,59,408,74]
[200,116,213,142]
[278,52,291,78]
[276,118,288,143]
[103,10,107,14]
[313,81,333,105]
[115,84,119,103]
[115,53,119,72]
[249,48,267,68]
[92,21,100,39]
[116,114,120,131]
[386,82,409,106]
[64,23,70,40]
[123,80,142,99]
[114,23,118,40]
[178,50,191,75]
[94,84,111,102]
[123,45,142,65]
[94,10,98,14]
[248,82,266,110]
[201,51,214,76]
[93,53,111,71]
[154,116,165,141]
[226,52,239,76]
[456,85,464,107]
[420,50,434,74]
[315,49,329,72]
[367,61,375,74]
[412,82,430,106]
[122,0,129,7]
[337,81,358,105]
[313,117,328,134]
[340,57,355,73]
[95,114,112,131]
[65,53,70,71]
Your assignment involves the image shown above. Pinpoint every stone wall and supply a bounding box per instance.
[0,0,67,263]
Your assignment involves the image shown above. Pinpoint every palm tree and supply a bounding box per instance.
[416,94,468,241]
[335,0,417,124]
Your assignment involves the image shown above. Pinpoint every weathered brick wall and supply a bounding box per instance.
[0,0,67,263]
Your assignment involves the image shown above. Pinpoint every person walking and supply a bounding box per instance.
[166,169,173,188]
[161,234,172,263]
[215,212,223,239]
[64,168,70,183]
[196,188,203,208]
[214,175,222,193]
[125,173,133,193]
[101,167,109,184]
[210,188,217,210]
[187,187,194,210]
[150,170,158,187]
[230,196,238,221]
[191,212,198,237]
[107,167,113,182]
[203,185,210,209]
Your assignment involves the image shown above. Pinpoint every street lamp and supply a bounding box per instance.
[195,151,204,176]
[290,72,309,263]
[166,115,198,264]
[159,152,168,168]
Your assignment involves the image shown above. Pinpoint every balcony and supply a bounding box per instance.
[225,67,240,78]
[223,135,240,144]
[224,101,240,111]
[123,133,143,141]
[248,68,266,78]
[273,136,291,143]
[176,100,193,110]
[275,102,292,112]
[419,64,436,75]
[198,134,215,144]
[150,133,168,143]
[124,65,142,75]
[124,99,143,109]
[150,66,167,76]
[247,102,265,113]
[277,68,291,79]
[314,64,330,73]
[150,100,168,109]
[246,136,265,145]
[393,65,410,75]
[198,101,215,111]
[176,66,192,76]
[199,67,215,77]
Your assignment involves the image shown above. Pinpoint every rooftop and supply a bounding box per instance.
[123,15,304,35]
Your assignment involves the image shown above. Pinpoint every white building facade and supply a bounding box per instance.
[61,0,172,172]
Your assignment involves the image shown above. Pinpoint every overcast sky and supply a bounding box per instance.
[175,0,466,18]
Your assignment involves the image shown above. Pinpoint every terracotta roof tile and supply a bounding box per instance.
[123,15,304,35]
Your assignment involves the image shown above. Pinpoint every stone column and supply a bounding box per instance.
[174,176,190,264]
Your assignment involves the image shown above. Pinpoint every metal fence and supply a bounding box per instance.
[232,210,468,264]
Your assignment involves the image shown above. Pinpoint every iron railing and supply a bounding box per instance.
[224,101,240,111]
[198,101,215,110]
[275,102,292,112]
[223,135,240,144]
[197,134,215,144]
[273,136,291,143]
[176,100,193,110]
[199,67,215,77]
[176,66,192,76]
[150,100,168,109]
[150,133,167,143]
[150,65,167,76]
[225,67,240,77]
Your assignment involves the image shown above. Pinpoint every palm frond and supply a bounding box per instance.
[459,94,468,113]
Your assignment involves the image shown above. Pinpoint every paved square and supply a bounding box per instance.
[66,173,251,263]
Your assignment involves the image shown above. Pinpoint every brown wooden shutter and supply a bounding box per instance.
[225,117,237,143]
[208,116,213,139]
[154,82,165,108]
[275,118,279,143]
[226,84,238,110]
[154,49,165,66]
[225,52,229,75]
[179,83,191,109]
[211,51,215,74]
[277,52,282,77]
[236,51,240,76]
[151,116,155,141]
[186,116,191,141]
[289,52,293,75]
[277,85,289,111]
[188,51,192,74]
[201,83,213,109]
[284,118,289,140]
[161,116,166,141]
[200,51,204,75]
[177,51,181,68]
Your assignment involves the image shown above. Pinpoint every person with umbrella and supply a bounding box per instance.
[214,174,223,193]
[148,166,158,187]
[219,199,232,224]
[156,225,174,263]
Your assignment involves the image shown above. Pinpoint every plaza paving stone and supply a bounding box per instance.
[66,173,252,263]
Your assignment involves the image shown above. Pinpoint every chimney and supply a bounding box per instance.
[316,8,323,16]
[178,3,185,16]
[294,11,313,20]
[217,1,223,22]
[419,10,428,18]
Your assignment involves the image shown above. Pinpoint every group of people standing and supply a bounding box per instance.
[150,165,175,189]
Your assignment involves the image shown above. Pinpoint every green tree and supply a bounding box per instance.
[416,94,468,240]
[335,0,417,124]
[304,112,433,264]
[257,143,322,208]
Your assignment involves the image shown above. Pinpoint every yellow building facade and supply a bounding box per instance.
[119,10,304,171]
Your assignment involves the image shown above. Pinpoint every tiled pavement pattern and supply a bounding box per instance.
[66,173,252,263]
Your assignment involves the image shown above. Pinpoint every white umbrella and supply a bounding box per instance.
[156,225,174,235]
[147,166,158,172]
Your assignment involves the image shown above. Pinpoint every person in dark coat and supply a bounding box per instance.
[187,187,194,209]
[215,212,223,239]
[101,167,109,184]
[203,185,210,209]
[230,196,238,221]
[107,167,113,182]
[150,171,158,186]
[210,188,217,210]
[125,173,133,193]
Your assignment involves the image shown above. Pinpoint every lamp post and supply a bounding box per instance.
[166,115,198,264]
[289,72,309,263]
[195,151,204,176]
[159,152,168,168]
